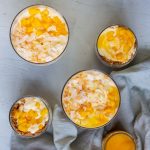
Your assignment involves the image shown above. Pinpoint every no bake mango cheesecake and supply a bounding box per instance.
[9,96,50,137]
[97,25,137,67]
[62,70,120,128]
[10,5,69,64]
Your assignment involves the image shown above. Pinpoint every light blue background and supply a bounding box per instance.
[1,0,150,149]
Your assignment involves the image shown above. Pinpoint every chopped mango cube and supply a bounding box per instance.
[28,7,40,15]
[41,108,48,117]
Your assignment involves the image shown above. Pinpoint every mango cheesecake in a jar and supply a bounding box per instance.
[62,70,120,128]
[96,25,137,68]
[9,96,51,137]
[10,5,69,64]
[102,131,136,150]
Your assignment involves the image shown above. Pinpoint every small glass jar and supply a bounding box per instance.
[10,4,69,66]
[102,131,136,150]
[61,69,121,129]
[9,96,52,138]
[96,25,137,68]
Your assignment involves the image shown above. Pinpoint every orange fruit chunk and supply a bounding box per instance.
[20,6,68,36]
[41,108,48,117]
[28,7,40,15]
[41,8,49,16]
[36,102,41,109]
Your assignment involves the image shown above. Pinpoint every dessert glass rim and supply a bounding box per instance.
[96,24,138,68]
[61,69,121,129]
[9,4,70,66]
[9,95,52,138]
[102,130,137,150]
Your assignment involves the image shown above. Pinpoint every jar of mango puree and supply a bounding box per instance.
[102,131,136,150]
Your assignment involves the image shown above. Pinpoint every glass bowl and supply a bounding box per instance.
[10,4,69,66]
[9,96,52,138]
[61,69,121,129]
[96,25,138,68]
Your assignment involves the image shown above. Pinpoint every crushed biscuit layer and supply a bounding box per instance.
[97,26,136,64]
[11,5,68,63]
[62,70,120,128]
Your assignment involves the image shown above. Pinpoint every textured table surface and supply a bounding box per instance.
[1,0,150,149]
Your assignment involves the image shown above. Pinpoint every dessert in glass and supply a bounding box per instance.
[10,5,69,64]
[9,96,51,137]
[96,25,137,68]
[102,131,136,150]
[62,70,120,129]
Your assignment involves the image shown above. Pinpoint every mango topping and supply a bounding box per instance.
[20,7,68,36]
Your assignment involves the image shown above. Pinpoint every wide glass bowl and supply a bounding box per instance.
[61,70,121,129]
[10,5,69,65]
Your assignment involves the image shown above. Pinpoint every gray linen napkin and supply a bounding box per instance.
[11,59,150,150]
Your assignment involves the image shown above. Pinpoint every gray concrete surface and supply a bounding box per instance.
[1,0,150,149]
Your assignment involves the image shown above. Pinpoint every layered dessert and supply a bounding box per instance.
[62,70,120,128]
[10,96,49,137]
[103,131,136,150]
[97,25,136,67]
[11,5,69,64]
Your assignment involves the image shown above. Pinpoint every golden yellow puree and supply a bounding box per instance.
[98,26,136,64]
[105,133,136,150]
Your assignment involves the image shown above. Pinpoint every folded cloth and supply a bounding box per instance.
[53,58,150,150]
[11,129,56,150]
[11,59,150,150]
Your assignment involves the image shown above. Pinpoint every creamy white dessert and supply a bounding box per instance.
[11,5,69,63]
[62,70,120,128]
[10,97,49,136]
[97,25,136,65]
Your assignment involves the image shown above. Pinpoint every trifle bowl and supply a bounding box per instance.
[96,25,137,68]
[61,70,120,129]
[9,96,52,138]
[10,5,69,65]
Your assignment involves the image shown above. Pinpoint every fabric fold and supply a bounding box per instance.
[52,105,77,150]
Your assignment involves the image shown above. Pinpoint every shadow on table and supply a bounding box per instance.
[19,80,58,109]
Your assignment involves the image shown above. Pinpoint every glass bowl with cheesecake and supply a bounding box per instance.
[96,25,137,68]
[9,96,52,138]
[10,5,69,65]
[61,70,120,129]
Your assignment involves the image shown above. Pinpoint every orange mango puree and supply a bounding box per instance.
[105,133,136,150]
